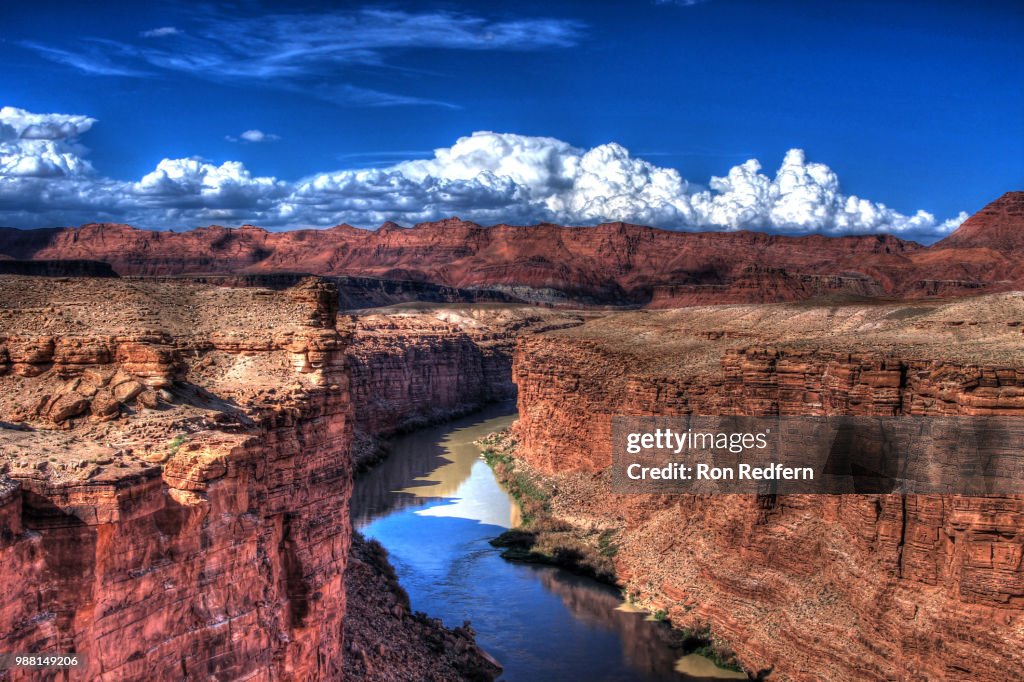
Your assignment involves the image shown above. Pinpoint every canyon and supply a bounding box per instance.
[1,192,1022,307]
[0,276,557,681]
[0,190,1021,681]
[0,276,356,680]
[511,294,1024,680]
[346,305,584,466]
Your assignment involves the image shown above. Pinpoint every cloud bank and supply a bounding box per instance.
[0,106,966,239]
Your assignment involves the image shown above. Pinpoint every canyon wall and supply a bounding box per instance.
[346,306,584,465]
[512,296,1024,681]
[0,274,569,681]
[2,192,1021,306]
[0,277,355,680]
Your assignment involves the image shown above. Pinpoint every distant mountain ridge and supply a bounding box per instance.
[1,192,1021,306]
[935,190,1024,251]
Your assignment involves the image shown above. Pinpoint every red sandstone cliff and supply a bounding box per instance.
[0,277,510,682]
[511,296,1024,681]
[342,534,501,681]
[0,277,355,680]
[936,190,1024,252]
[1,192,1021,306]
[347,306,584,465]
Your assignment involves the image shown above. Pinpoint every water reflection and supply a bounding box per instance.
[350,402,520,528]
[540,572,744,680]
[351,405,746,681]
[395,410,522,529]
[536,570,685,676]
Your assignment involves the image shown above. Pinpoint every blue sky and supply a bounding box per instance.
[1,0,1021,239]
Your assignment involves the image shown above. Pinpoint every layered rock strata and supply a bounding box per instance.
[2,193,1021,306]
[347,306,584,466]
[0,274,528,681]
[512,294,1024,681]
[0,276,354,680]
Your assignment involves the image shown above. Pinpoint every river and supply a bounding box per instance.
[351,402,747,682]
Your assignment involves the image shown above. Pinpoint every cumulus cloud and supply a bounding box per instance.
[0,106,965,239]
[311,132,958,236]
[226,129,280,143]
[134,158,286,203]
[686,149,969,234]
[0,106,97,178]
[387,133,694,225]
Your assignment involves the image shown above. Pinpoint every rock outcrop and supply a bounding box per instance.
[511,294,1024,681]
[936,190,1024,252]
[0,276,355,680]
[1,274,564,681]
[347,306,584,466]
[343,534,501,681]
[2,192,1021,306]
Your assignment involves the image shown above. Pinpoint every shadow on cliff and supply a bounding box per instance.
[20,490,98,634]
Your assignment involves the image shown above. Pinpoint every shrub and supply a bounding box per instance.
[168,434,188,455]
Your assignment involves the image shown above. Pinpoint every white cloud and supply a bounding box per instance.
[241,130,277,143]
[0,106,95,140]
[288,166,532,227]
[129,159,291,227]
[388,133,694,225]
[134,158,285,203]
[685,148,961,235]
[18,41,151,77]
[22,9,584,108]
[395,132,580,191]
[0,106,96,178]
[0,106,966,239]
[141,27,181,38]
[226,129,280,143]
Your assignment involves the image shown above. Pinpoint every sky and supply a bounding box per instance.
[1,0,1022,241]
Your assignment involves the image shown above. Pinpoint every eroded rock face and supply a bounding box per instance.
[936,190,1024,252]
[342,534,502,681]
[0,277,355,680]
[512,295,1024,681]
[346,306,584,466]
[2,192,1021,306]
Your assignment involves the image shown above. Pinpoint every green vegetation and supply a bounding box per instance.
[481,446,550,524]
[597,529,619,558]
[479,428,618,584]
[479,428,744,675]
[676,624,744,673]
[168,433,188,456]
